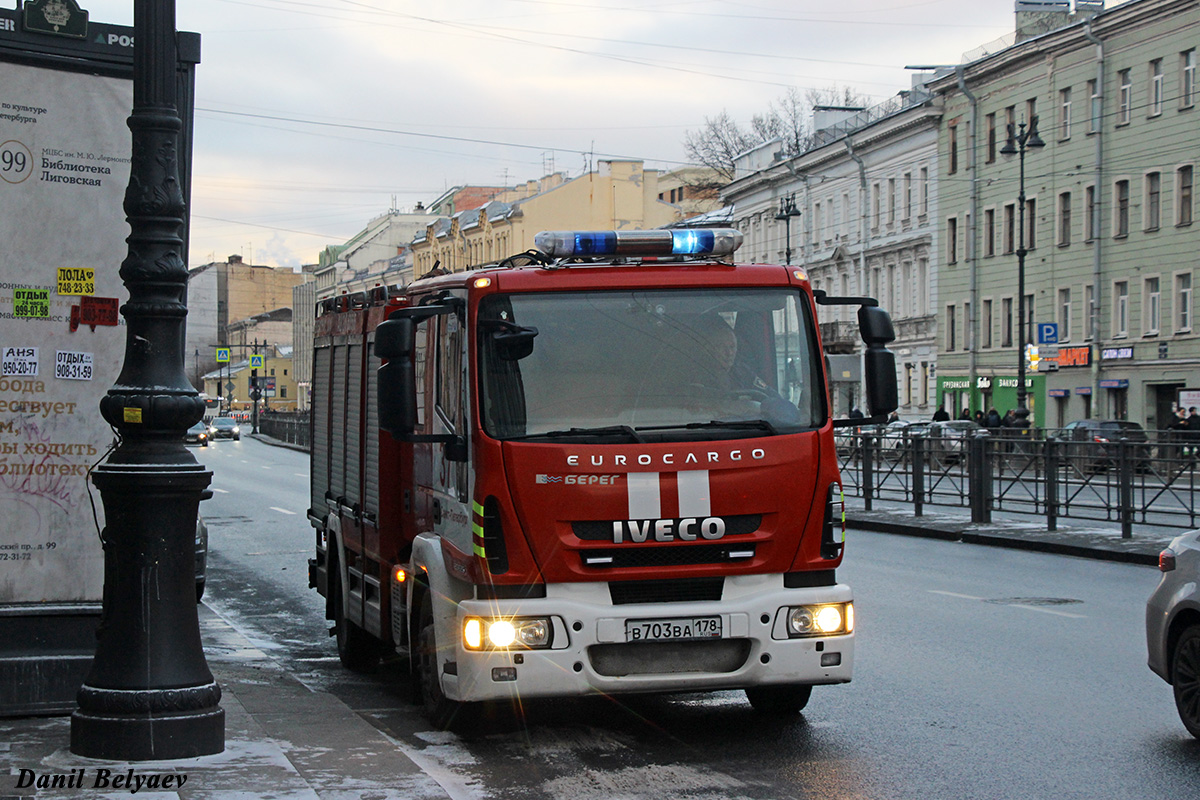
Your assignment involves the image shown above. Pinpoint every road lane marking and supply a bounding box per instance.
[928,590,985,601]
[211,488,229,494]
[294,473,306,478]
[269,507,296,515]
[1008,603,1087,619]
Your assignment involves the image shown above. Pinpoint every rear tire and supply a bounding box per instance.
[1172,624,1200,739]
[330,559,381,673]
[745,684,812,714]
[416,600,473,730]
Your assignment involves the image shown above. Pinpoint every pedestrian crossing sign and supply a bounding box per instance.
[250,354,263,368]
[215,348,230,362]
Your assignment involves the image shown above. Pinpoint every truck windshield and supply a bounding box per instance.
[478,288,826,441]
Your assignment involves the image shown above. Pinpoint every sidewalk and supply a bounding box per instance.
[846,500,1178,566]
[0,604,453,800]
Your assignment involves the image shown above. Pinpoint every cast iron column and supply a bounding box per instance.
[71,0,223,760]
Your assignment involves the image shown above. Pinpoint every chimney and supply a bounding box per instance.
[1015,0,1071,42]
[228,254,243,264]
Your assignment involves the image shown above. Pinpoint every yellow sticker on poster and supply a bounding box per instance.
[57,267,96,296]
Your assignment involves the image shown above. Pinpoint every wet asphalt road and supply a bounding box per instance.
[195,437,1200,800]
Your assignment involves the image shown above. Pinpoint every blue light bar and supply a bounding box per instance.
[534,229,743,259]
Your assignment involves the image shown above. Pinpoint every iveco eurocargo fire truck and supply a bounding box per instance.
[308,228,897,728]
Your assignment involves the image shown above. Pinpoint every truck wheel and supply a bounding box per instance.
[416,601,471,730]
[745,684,812,714]
[331,563,380,673]
[1172,624,1200,738]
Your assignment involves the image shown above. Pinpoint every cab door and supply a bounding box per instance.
[426,302,472,559]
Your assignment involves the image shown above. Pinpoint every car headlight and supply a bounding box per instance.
[463,616,552,650]
[786,603,853,637]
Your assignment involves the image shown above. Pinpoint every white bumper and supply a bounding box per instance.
[440,574,853,703]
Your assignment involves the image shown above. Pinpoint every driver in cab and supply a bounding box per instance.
[691,314,801,424]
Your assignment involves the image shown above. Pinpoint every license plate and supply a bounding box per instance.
[625,616,722,642]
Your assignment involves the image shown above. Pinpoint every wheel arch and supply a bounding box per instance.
[1167,606,1200,682]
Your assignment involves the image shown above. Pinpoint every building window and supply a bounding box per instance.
[920,167,929,215]
[1150,59,1164,116]
[1059,87,1072,138]
[1026,98,1037,128]
[1088,78,1100,133]
[947,217,958,264]
[1085,185,1097,241]
[842,192,852,236]
[1003,203,1015,254]
[872,183,881,229]
[1058,288,1071,342]
[1002,297,1014,347]
[1114,281,1129,336]
[1025,198,1037,249]
[1177,273,1193,332]
[281,386,287,399]
[1146,172,1161,231]
[917,258,928,315]
[983,298,993,348]
[1118,69,1132,124]
[948,124,958,174]
[1055,192,1071,247]
[1184,49,1197,109]
[1179,165,1194,226]
[903,173,912,220]
[1145,277,1161,335]
[986,112,997,163]
[984,208,996,257]
[888,178,896,225]
[1005,105,1016,140]
[1115,180,1130,237]
[946,304,957,351]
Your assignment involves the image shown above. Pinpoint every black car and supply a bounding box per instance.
[208,417,241,441]
[1061,419,1150,471]
[184,422,209,447]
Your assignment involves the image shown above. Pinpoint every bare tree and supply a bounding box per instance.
[682,85,873,187]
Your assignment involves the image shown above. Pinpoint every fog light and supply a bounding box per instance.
[492,667,517,682]
[821,652,841,667]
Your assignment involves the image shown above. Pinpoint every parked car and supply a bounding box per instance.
[184,421,209,447]
[1146,528,1200,738]
[878,420,929,461]
[195,516,209,603]
[928,419,987,463]
[208,416,241,441]
[1061,419,1150,471]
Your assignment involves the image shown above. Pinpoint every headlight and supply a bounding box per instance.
[463,616,552,650]
[786,603,853,637]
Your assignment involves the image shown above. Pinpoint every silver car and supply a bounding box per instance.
[1146,528,1200,738]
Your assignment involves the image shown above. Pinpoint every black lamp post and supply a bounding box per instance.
[999,115,1045,428]
[774,194,801,265]
[71,1,223,759]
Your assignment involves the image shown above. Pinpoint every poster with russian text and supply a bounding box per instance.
[0,61,131,604]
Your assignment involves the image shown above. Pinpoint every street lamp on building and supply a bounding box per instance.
[774,194,802,265]
[999,115,1045,427]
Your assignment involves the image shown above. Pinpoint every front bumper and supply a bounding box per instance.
[442,575,853,703]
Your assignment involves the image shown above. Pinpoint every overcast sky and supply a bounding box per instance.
[67,0,1129,270]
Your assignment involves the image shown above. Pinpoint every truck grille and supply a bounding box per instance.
[589,639,751,676]
[609,577,723,605]
[581,544,756,569]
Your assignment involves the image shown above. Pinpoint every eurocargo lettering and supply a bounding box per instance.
[307,228,899,729]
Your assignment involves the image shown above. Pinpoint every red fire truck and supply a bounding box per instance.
[308,228,897,728]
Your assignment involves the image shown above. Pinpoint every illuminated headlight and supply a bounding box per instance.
[786,603,853,637]
[463,617,552,650]
[231,425,241,434]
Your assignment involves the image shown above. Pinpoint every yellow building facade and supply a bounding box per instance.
[411,160,682,275]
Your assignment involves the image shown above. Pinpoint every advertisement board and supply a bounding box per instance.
[0,6,199,715]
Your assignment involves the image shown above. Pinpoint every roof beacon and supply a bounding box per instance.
[534,228,743,259]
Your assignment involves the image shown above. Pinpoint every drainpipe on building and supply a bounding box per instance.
[845,136,871,412]
[1084,19,1105,418]
[956,65,980,409]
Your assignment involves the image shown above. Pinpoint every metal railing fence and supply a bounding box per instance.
[258,412,310,450]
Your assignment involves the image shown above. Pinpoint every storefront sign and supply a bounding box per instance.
[1101,346,1134,360]
[1077,386,1092,396]
[1099,378,1130,389]
[1057,345,1091,367]
[1048,389,1070,398]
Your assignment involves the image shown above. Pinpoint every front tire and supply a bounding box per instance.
[416,600,473,730]
[1172,624,1200,738]
[745,684,813,714]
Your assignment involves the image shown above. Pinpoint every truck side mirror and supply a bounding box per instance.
[859,306,899,419]
[375,317,412,360]
[378,356,416,436]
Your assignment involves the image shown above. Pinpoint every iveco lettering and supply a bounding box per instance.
[308,228,899,729]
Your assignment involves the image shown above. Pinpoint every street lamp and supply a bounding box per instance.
[774,194,802,265]
[999,115,1045,428]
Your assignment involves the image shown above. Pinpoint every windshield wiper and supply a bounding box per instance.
[636,419,778,435]
[520,425,645,442]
